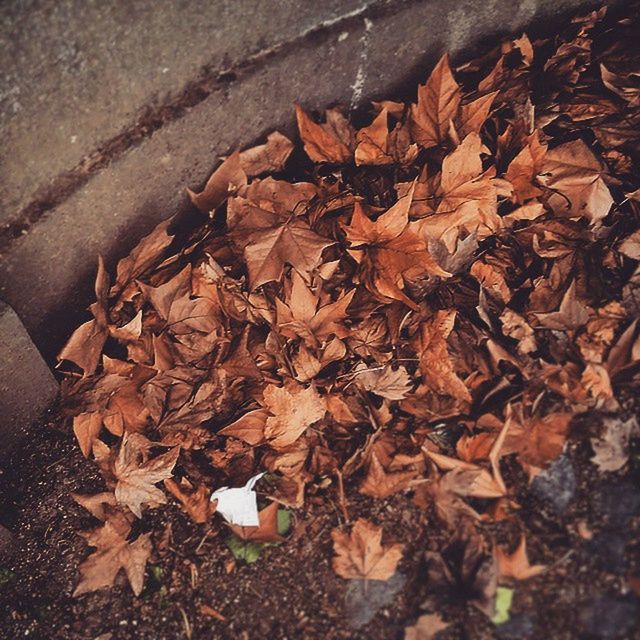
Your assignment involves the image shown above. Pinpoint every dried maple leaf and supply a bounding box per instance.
[139,265,220,336]
[331,518,404,581]
[411,54,461,149]
[359,452,416,498]
[457,91,498,139]
[538,139,613,224]
[227,178,332,289]
[295,104,353,163]
[354,363,413,400]
[72,492,118,521]
[111,217,175,294]
[414,310,471,404]
[275,270,354,346]
[164,478,214,524]
[58,257,109,376]
[355,109,393,166]
[187,151,247,213]
[504,131,547,203]
[113,434,179,517]
[495,536,545,582]
[239,131,294,176]
[506,413,573,473]
[219,409,268,446]
[535,280,590,330]
[344,185,448,308]
[262,383,326,449]
[420,133,500,252]
[74,518,152,596]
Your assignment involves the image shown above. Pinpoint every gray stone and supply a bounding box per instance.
[0,0,623,361]
[0,300,58,451]
[531,454,576,515]
[594,480,640,528]
[578,595,640,639]
[344,571,406,628]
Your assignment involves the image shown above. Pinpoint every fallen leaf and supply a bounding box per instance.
[354,364,413,400]
[495,536,546,582]
[239,131,294,176]
[538,139,614,224]
[113,435,179,518]
[187,151,247,213]
[331,518,404,581]
[262,384,326,449]
[295,104,353,163]
[404,613,449,640]
[411,54,461,149]
[74,519,152,596]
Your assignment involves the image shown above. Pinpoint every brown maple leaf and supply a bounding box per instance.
[74,518,152,596]
[419,133,499,252]
[331,518,404,581]
[355,109,393,166]
[218,408,269,446]
[164,478,214,524]
[354,363,413,401]
[505,131,547,203]
[344,185,448,309]
[111,217,175,295]
[139,265,220,336]
[495,536,545,582]
[239,131,294,177]
[187,151,247,213]
[58,257,110,376]
[456,91,498,139]
[505,412,573,474]
[275,270,354,347]
[262,383,326,450]
[113,434,179,517]
[404,613,449,640]
[535,280,590,330]
[411,54,461,149]
[538,139,614,224]
[359,452,416,498]
[414,310,471,404]
[295,104,354,163]
[227,177,332,289]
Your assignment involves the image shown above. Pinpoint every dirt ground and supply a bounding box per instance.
[0,400,639,639]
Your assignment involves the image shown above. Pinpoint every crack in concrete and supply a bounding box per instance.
[0,0,423,252]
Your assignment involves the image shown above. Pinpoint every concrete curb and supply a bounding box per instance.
[0,300,58,448]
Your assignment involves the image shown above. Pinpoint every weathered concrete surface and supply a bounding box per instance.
[0,0,617,363]
[0,301,58,449]
[0,0,373,229]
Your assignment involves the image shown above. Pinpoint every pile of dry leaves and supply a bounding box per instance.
[57,4,640,630]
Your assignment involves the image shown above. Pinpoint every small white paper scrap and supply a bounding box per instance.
[210,472,265,526]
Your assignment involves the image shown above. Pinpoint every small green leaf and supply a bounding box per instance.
[226,535,264,564]
[277,509,292,536]
[492,586,514,625]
